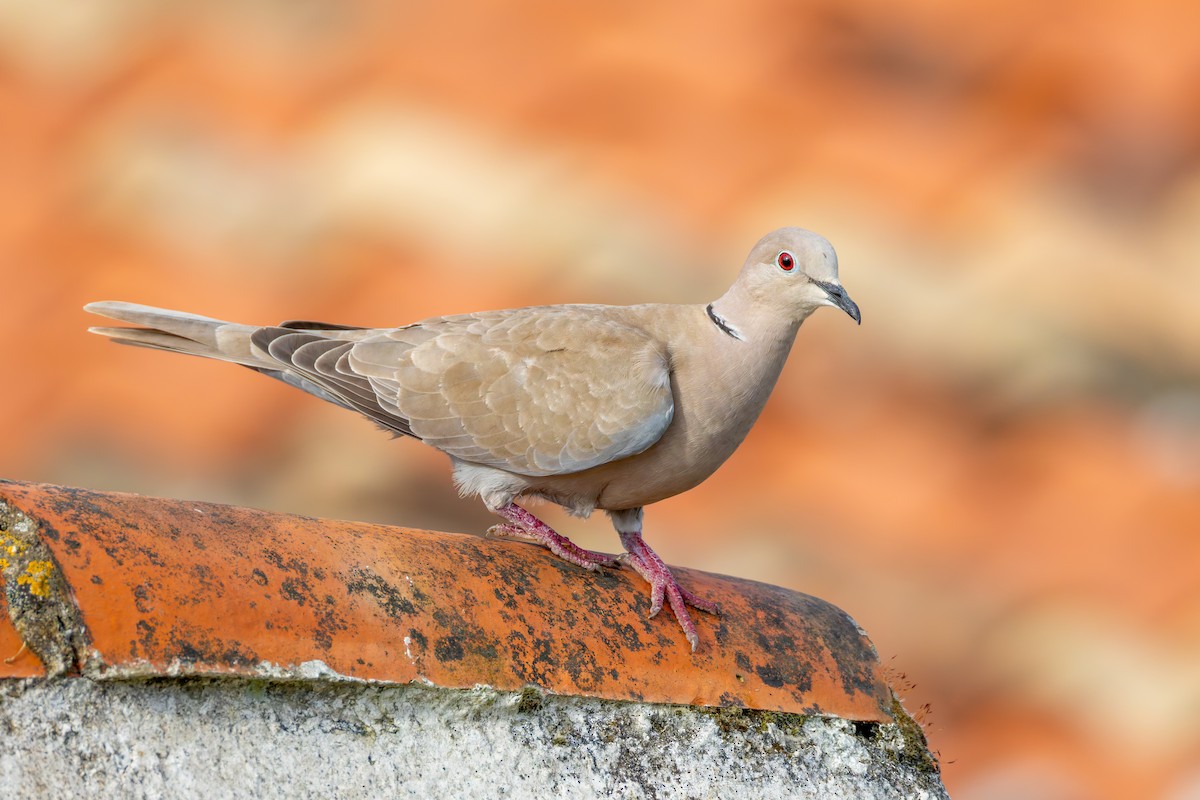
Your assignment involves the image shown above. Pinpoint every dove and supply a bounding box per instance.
[85,227,859,650]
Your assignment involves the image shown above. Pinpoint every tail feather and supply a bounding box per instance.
[84,302,228,346]
[86,300,419,439]
[84,301,263,367]
[86,325,225,359]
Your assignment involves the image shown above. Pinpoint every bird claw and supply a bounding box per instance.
[495,504,716,650]
[675,583,720,616]
[619,543,719,651]
[485,522,532,541]
[491,505,617,570]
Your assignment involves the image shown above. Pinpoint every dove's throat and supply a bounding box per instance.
[708,288,809,351]
[674,298,805,456]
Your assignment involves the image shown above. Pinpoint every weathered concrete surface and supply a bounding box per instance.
[0,677,948,799]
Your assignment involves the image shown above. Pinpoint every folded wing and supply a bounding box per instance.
[253,307,675,477]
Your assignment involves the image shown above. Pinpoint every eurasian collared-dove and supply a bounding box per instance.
[85,227,859,650]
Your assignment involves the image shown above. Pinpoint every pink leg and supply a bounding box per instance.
[488,503,618,570]
[613,510,719,651]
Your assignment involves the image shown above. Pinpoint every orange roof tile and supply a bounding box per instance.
[0,479,893,721]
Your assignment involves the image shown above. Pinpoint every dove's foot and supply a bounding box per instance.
[490,503,618,570]
[618,529,720,651]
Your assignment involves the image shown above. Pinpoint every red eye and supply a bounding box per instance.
[777,251,795,271]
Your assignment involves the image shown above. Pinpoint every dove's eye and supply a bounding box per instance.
[777,251,795,271]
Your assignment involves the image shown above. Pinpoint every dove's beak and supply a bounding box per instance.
[815,281,861,325]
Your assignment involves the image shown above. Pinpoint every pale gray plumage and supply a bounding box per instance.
[85,227,860,650]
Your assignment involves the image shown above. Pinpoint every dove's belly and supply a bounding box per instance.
[585,404,760,509]
[450,416,739,516]
[513,448,723,515]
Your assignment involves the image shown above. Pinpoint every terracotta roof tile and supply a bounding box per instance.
[0,480,893,721]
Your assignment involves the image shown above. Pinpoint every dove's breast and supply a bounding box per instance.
[526,305,801,512]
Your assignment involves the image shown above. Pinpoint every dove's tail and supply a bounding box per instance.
[85,301,380,416]
[84,301,268,368]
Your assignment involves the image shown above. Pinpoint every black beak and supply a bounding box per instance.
[815,280,861,325]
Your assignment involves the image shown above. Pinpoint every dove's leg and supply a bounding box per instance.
[489,503,618,569]
[610,508,719,651]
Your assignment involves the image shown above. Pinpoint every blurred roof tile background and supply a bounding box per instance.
[2,2,1198,797]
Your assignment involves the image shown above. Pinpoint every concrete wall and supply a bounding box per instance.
[1,677,947,799]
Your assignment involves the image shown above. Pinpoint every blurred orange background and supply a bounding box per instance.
[2,2,1199,797]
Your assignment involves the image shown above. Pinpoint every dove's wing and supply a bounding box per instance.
[251,306,675,477]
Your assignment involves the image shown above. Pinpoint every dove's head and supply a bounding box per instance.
[735,227,860,325]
